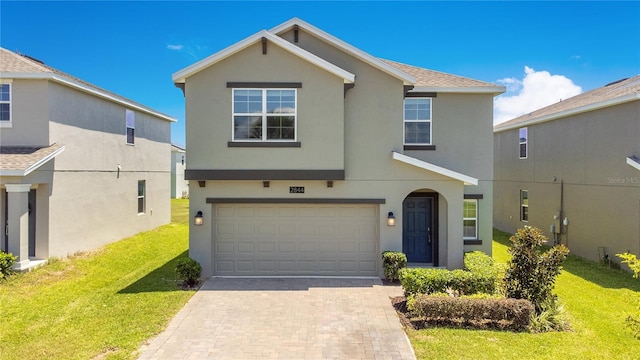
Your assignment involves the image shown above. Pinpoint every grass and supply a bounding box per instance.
[0,199,193,360]
[406,228,640,359]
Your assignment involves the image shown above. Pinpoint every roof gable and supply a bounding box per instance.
[495,75,640,132]
[172,30,355,85]
[392,151,478,185]
[269,18,415,85]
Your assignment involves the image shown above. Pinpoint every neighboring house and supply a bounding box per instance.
[0,48,175,270]
[494,75,640,263]
[173,18,505,277]
[171,144,189,198]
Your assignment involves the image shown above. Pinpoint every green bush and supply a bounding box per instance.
[407,294,533,331]
[0,251,17,281]
[382,251,407,281]
[399,267,494,297]
[175,257,202,287]
[615,252,640,339]
[463,251,497,294]
[503,226,569,315]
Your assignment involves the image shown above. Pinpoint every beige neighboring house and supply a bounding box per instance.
[494,75,640,263]
[173,18,505,277]
[171,144,188,198]
[0,48,175,270]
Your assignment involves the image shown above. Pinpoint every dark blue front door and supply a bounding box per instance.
[403,197,433,263]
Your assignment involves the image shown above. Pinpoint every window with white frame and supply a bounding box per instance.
[0,83,11,123]
[404,98,432,145]
[519,127,528,159]
[126,110,135,145]
[232,89,296,141]
[520,189,529,222]
[137,180,146,214]
[463,199,478,239]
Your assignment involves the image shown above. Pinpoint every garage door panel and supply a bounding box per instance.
[213,204,379,276]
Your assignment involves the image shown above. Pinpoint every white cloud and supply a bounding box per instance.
[494,66,582,124]
[167,44,184,51]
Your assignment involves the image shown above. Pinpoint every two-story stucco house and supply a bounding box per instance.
[0,48,175,270]
[171,144,189,199]
[173,18,505,277]
[494,75,640,263]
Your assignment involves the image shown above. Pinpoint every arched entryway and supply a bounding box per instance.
[402,191,439,266]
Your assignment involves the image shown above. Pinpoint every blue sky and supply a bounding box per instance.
[2,1,638,147]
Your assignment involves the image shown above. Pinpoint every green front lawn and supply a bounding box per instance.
[0,199,194,360]
[407,229,640,359]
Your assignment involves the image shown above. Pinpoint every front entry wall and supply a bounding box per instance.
[212,203,379,276]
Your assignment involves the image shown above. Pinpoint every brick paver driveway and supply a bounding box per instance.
[138,278,415,360]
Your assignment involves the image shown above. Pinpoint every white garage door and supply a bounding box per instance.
[213,203,379,276]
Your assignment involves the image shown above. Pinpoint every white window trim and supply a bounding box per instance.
[520,189,529,222]
[519,127,528,159]
[463,199,478,240]
[403,97,432,145]
[0,81,13,128]
[137,180,146,215]
[231,88,298,142]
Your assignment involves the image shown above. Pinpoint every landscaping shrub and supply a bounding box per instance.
[175,257,202,287]
[0,251,17,281]
[616,252,640,339]
[407,294,533,331]
[399,267,494,297]
[382,251,407,281]
[503,226,569,315]
[463,251,497,294]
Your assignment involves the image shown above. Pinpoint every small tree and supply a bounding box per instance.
[503,226,569,315]
[176,257,202,288]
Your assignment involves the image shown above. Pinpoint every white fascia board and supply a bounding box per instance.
[0,145,65,177]
[412,86,506,95]
[172,30,355,84]
[494,93,640,133]
[270,18,415,85]
[3,73,177,122]
[628,156,640,171]
[392,151,478,185]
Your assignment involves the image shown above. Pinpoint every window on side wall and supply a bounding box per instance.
[463,199,478,239]
[0,83,12,126]
[519,127,528,159]
[520,189,528,222]
[404,98,432,145]
[126,110,135,145]
[138,180,146,214]
[232,89,296,141]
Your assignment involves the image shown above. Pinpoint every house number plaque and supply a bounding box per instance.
[289,186,305,194]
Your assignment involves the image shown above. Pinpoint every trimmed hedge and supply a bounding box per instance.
[407,295,533,331]
[0,251,17,281]
[382,251,407,281]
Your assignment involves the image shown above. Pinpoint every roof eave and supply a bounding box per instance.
[412,86,506,95]
[494,93,640,133]
[0,145,66,177]
[628,156,640,171]
[269,18,416,85]
[391,151,478,185]
[172,30,355,85]
[2,73,177,122]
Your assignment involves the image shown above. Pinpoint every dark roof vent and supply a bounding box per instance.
[604,77,629,87]
[20,53,46,65]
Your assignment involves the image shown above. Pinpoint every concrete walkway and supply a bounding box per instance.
[138,278,414,360]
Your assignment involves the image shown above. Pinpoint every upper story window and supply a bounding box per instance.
[404,98,432,145]
[519,127,528,159]
[126,110,135,145]
[232,89,296,141]
[0,83,11,125]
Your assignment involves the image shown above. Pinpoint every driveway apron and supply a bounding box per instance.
[138,278,415,360]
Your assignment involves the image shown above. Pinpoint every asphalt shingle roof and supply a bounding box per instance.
[381,59,500,88]
[0,143,64,173]
[495,74,640,130]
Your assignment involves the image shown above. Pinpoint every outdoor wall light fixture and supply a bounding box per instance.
[387,212,396,226]
[194,211,204,226]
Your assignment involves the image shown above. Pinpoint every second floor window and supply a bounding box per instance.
[126,110,135,145]
[0,83,11,122]
[232,89,296,141]
[404,98,432,145]
[519,127,528,159]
